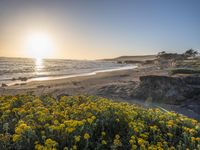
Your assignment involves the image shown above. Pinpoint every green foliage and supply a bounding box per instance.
[184,49,199,57]
[0,95,199,149]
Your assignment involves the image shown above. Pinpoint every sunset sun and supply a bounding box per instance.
[25,32,54,59]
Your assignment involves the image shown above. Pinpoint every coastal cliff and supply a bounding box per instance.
[133,75,200,113]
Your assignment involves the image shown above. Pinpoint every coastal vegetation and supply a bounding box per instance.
[176,59,200,70]
[0,95,199,149]
[169,68,200,75]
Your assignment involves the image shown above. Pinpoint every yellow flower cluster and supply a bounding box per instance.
[0,95,199,149]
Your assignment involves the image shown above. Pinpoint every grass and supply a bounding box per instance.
[0,95,200,149]
[169,58,200,75]
[169,68,200,75]
[176,59,200,70]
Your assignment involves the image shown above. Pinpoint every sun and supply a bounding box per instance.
[25,32,54,59]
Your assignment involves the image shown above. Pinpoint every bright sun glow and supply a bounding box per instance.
[25,32,54,59]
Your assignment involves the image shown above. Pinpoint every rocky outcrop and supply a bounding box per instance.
[132,75,200,113]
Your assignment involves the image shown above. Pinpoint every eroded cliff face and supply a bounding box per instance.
[132,75,200,113]
[95,74,200,114]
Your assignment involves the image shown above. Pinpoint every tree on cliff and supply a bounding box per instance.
[184,49,199,57]
[157,51,166,56]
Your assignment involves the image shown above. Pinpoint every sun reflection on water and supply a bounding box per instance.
[34,58,44,72]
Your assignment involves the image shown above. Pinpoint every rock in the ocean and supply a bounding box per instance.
[1,83,8,87]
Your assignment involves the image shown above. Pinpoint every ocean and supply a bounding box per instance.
[0,57,136,86]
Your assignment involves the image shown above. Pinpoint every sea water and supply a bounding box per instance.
[0,57,137,86]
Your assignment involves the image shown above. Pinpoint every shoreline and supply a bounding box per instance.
[5,65,137,86]
[1,64,161,92]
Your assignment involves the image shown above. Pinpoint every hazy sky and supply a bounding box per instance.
[0,0,199,59]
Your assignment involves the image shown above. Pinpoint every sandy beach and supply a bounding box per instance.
[0,64,165,97]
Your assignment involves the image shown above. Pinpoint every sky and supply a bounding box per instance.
[0,0,200,59]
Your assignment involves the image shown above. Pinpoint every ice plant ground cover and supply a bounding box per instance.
[0,95,199,150]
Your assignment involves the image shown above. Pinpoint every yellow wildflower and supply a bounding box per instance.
[13,134,21,142]
[129,139,134,144]
[189,129,196,134]
[113,138,122,147]
[113,134,122,147]
[101,131,106,136]
[115,134,120,139]
[72,145,77,150]
[131,135,135,140]
[191,137,195,142]
[196,137,200,141]
[84,133,90,140]
[91,116,96,120]
[35,144,44,150]
[74,135,80,142]
[134,128,139,133]
[131,144,137,150]
[87,118,93,124]
[45,138,57,148]
[138,138,145,146]
[63,147,68,150]
[167,133,173,138]
[101,140,107,145]
[66,127,75,133]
